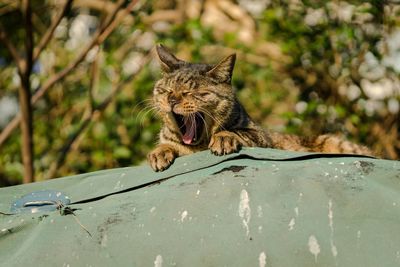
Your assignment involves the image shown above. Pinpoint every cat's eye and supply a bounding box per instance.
[198,92,211,97]
[155,87,170,94]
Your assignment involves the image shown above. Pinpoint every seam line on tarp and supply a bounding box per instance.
[69,152,375,205]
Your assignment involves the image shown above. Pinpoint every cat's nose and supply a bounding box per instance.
[169,95,180,107]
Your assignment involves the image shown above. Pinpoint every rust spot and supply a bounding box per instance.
[212,165,247,175]
[357,161,374,175]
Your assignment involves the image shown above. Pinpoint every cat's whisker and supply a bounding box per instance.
[134,104,159,129]
[197,107,227,132]
[131,100,156,124]
[130,98,154,116]
[197,112,209,140]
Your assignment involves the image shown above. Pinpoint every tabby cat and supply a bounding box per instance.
[147,44,372,171]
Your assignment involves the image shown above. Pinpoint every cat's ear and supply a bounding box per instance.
[156,44,183,73]
[206,54,236,83]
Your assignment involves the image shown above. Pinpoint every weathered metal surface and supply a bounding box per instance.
[0,148,399,266]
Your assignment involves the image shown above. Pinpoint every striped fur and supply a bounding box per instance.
[148,45,373,171]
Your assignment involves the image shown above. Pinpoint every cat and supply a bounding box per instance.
[147,44,372,171]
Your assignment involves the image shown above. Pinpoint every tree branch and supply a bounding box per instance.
[19,0,34,183]
[46,52,150,179]
[33,0,73,61]
[0,23,23,74]
[0,0,138,148]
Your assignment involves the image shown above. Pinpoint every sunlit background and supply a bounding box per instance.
[0,0,399,186]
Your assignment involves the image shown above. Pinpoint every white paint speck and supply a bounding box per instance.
[196,190,200,196]
[154,255,163,267]
[259,252,267,267]
[114,180,123,190]
[56,192,61,197]
[308,235,320,262]
[1,228,7,233]
[238,189,251,236]
[288,218,296,231]
[257,205,263,218]
[181,210,188,222]
[101,233,108,247]
[298,193,303,202]
[31,207,39,214]
[150,207,156,213]
[328,200,338,258]
[331,241,338,258]
[258,226,263,233]
[328,200,333,229]
[294,207,299,217]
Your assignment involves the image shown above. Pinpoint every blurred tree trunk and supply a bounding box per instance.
[20,0,34,183]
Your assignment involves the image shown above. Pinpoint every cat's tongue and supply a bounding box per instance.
[182,116,196,144]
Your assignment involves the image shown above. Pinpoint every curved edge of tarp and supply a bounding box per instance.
[0,147,379,210]
[70,148,376,204]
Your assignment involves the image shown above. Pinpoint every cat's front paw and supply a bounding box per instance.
[209,131,241,156]
[148,144,177,172]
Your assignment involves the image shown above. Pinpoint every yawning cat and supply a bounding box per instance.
[147,44,372,171]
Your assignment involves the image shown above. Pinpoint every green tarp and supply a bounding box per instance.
[0,148,399,266]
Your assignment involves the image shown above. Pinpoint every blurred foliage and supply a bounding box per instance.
[0,0,399,186]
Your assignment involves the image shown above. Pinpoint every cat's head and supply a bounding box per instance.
[153,44,236,146]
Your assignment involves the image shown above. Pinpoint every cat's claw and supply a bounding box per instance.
[209,131,241,156]
[147,145,177,172]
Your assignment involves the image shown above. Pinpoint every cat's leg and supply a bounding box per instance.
[147,144,178,171]
[310,134,374,156]
[209,129,270,155]
[209,131,241,155]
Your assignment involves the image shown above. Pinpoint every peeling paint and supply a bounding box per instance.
[308,235,320,262]
[239,189,251,236]
[259,252,267,267]
[154,255,163,267]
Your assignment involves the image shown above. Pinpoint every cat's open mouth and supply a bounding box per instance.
[173,112,204,145]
